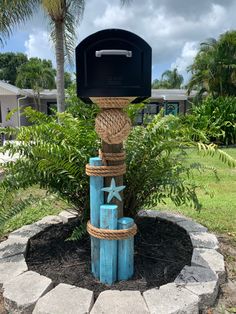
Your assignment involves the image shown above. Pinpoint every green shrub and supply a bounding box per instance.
[186,96,236,145]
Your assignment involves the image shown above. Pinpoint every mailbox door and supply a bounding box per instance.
[76,29,151,100]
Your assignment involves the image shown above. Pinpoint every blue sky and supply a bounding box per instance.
[1,0,236,83]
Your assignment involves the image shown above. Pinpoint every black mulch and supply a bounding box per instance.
[26,216,193,298]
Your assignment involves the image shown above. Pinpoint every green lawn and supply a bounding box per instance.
[0,187,67,236]
[156,148,236,237]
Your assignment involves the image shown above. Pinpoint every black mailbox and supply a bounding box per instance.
[76,29,152,103]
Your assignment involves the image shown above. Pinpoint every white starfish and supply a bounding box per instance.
[101,178,126,203]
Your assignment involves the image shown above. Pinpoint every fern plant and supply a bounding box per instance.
[0,97,235,230]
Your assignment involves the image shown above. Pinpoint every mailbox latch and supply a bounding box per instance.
[95,49,132,58]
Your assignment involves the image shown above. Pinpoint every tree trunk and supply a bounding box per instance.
[102,141,124,218]
[55,21,65,113]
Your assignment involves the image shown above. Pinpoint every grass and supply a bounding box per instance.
[156,147,236,238]
[0,186,68,236]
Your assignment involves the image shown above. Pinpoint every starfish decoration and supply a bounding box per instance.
[101,178,126,203]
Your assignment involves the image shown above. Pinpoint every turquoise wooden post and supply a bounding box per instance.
[90,157,104,279]
[100,204,118,285]
[118,217,134,281]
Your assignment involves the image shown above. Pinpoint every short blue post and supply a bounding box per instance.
[100,204,118,285]
[90,157,104,279]
[118,217,134,281]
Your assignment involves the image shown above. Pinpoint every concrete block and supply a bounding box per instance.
[176,220,208,233]
[33,283,93,314]
[190,232,219,250]
[191,248,225,284]
[143,283,199,314]
[175,265,218,284]
[35,215,62,228]
[0,237,28,259]
[58,210,77,223]
[184,281,219,309]
[9,224,43,239]
[138,210,186,223]
[0,254,28,291]
[3,271,53,314]
[90,290,149,314]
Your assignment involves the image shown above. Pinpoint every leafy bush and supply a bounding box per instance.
[0,94,235,230]
[185,96,236,145]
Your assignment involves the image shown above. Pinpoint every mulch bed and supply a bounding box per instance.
[26,216,193,298]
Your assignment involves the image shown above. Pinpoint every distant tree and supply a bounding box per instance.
[187,30,236,98]
[16,58,56,110]
[0,52,28,85]
[152,68,184,89]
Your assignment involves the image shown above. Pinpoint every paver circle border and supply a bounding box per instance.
[0,209,226,313]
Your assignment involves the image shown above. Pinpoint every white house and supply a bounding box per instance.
[0,80,57,128]
[0,80,197,128]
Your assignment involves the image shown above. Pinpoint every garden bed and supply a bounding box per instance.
[26,216,193,298]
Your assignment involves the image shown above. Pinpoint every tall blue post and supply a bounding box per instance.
[100,204,118,285]
[118,217,134,281]
[90,157,103,279]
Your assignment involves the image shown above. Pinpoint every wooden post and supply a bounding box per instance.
[100,204,118,285]
[102,141,124,218]
[89,157,104,279]
[118,217,134,281]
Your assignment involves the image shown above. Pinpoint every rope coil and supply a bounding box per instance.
[90,97,135,109]
[87,220,137,240]
[86,163,126,177]
[95,109,131,144]
[98,149,126,164]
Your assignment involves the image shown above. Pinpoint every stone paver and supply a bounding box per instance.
[35,215,62,228]
[0,254,27,291]
[0,237,28,259]
[190,232,219,250]
[191,248,225,284]
[90,290,149,314]
[58,210,77,223]
[143,283,199,314]
[33,283,93,314]
[0,210,225,313]
[9,224,43,240]
[138,210,187,223]
[184,281,219,309]
[175,265,218,284]
[176,220,208,233]
[3,271,53,314]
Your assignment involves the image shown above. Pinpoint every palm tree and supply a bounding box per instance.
[161,68,184,88]
[16,58,56,110]
[188,31,236,98]
[152,68,184,89]
[0,0,85,113]
[0,0,130,113]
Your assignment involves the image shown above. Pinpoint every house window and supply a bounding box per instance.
[47,102,57,115]
[164,102,179,116]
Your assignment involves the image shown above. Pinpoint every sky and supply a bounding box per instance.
[1,0,236,83]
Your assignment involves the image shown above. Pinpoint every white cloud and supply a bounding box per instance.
[8,0,235,80]
[24,30,55,64]
[171,42,199,81]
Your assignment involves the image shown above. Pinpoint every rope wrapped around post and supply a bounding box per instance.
[86,163,126,177]
[98,149,126,165]
[87,220,137,240]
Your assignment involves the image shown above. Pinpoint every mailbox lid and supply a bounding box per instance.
[76,29,152,100]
